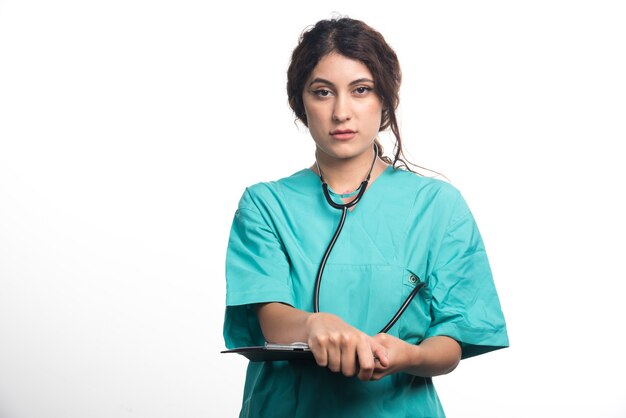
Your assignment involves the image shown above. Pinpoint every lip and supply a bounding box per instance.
[331,129,357,141]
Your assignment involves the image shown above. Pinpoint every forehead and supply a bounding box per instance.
[308,53,373,83]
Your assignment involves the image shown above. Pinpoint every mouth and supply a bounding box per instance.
[330,129,357,140]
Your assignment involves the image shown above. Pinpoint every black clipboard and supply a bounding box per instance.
[221,342,314,362]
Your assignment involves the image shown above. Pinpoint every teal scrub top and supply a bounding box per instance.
[224,167,509,418]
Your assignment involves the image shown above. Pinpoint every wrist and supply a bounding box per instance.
[304,312,332,335]
[407,342,423,369]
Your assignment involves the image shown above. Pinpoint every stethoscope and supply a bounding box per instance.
[313,144,425,334]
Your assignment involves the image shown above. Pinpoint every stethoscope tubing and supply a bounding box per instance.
[313,200,425,333]
[378,281,425,334]
[313,144,425,334]
[313,206,347,313]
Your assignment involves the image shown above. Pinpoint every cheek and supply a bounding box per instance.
[303,104,326,128]
[365,103,383,125]
[373,101,384,116]
[359,98,383,116]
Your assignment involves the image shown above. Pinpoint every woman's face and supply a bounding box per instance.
[302,53,383,164]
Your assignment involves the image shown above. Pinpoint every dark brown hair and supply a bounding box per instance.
[287,17,414,170]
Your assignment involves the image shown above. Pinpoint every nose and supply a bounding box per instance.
[332,94,352,122]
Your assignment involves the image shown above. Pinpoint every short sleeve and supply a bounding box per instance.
[223,188,294,349]
[425,193,509,359]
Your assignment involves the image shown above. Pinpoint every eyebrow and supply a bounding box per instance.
[308,77,375,87]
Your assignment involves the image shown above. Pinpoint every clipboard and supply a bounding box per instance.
[221,342,314,362]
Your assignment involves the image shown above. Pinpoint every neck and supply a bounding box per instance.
[314,146,381,194]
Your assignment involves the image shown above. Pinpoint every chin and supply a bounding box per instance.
[318,137,366,150]
[319,146,362,160]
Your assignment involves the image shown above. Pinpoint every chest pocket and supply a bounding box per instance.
[316,265,431,340]
[397,269,432,344]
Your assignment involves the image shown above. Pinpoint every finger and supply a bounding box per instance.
[312,348,328,368]
[371,342,389,368]
[370,370,384,381]
[340,344,358,377]
[326,344,342,373]
[310,340,329,367]
[355,342,376,381]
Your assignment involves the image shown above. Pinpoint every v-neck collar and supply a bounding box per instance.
[305,165,392,212]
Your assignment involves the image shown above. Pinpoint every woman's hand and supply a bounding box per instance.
[255,303,388,381]
[370,334,461,380]
[306,312,389,381]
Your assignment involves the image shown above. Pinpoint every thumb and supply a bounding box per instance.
[372,342,389,367]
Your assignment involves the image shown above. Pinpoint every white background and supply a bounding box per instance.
[1,1,625,417]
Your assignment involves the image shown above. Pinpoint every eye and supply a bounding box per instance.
[353,86,373,95]
[312,89,333,98]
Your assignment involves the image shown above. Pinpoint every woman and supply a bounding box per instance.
[223,16,508,417]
